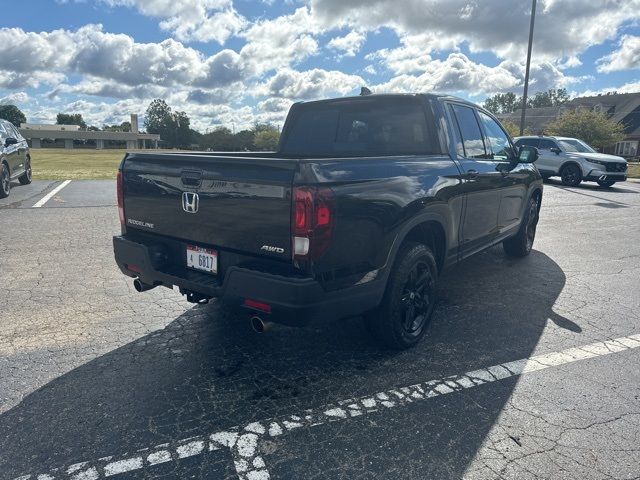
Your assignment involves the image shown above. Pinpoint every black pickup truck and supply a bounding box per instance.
[114,93,542,349]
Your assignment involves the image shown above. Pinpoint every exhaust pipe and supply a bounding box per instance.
[250,315,272,333]
[133,278,155,292]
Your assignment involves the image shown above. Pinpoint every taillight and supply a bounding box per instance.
[117,170,125,225]
[292,186,334,260]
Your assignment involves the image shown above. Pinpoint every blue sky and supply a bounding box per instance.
[1,0,639,131]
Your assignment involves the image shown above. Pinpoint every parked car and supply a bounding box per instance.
[513,135,627,188]
[114,93,542,349]
[0,119,31,198]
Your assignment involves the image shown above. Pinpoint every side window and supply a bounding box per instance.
[450,104,487,158]
[515,138,540,148]
[0,122,7,141]
[478,111,515,161]
[538,139,558,151]
[5,122,19,139]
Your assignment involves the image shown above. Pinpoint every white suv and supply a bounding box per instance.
[513,136,627,188]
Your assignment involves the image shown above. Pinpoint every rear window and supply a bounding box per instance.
[280,97,439,157]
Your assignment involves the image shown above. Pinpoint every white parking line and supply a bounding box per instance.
[15,333,640,480]
[32,180,72,208]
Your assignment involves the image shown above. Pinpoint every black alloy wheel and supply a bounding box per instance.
[366,242,438,349]
[560,164,582,187]
[399,261,434,337]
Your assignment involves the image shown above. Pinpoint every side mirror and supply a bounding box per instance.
[550,147,561,155]
[4,137,17,147]
[518,145,539,163]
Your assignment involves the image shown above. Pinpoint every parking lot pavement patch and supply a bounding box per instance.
[17,333,640,480]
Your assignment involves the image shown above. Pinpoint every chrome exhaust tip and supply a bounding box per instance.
[133,278,155,292]
[250,315,271,333]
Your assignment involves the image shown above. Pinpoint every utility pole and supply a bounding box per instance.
[520,0,537,135]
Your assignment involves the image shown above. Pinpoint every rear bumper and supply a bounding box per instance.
[113,236,384,326]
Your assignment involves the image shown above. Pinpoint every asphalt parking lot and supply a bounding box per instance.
[1,178,639,480]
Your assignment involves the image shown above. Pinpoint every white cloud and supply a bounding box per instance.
[310,0,640,61]
[597,35,640,73]
[0,25,247,89]
[328,30,366,57]
[258,97,294,113]
[0,92,29,105]
[0,70,65,89]
[370,53,581,97]
[579,81,640,97]
[101,0,246,43]
[263,68,363,99]
[50,80,169,100]
[372,53,518,95]
[4,1,640,133]
[239,7,321,76]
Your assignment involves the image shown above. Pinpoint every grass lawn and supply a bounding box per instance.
[29,148,640,181]
[31,149,127,180]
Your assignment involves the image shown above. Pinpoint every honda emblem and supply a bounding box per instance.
[182,192,199,213]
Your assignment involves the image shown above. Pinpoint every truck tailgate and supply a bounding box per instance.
[122,153,297,260]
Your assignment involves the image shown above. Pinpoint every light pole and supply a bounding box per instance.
[520,0,537,135]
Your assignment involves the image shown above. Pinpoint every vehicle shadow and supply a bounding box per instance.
[543,177,638,194]
[0,247,578,479]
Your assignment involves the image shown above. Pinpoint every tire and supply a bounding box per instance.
[18,156,32,185]
[0,162,10,199]
[560,164,582,187]
[597,180,616,188]
[365,242,438,350]
[503,194,540,258]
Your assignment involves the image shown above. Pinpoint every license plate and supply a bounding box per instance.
[186,245,218,274]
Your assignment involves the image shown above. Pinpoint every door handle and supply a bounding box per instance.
[466,169,479,179]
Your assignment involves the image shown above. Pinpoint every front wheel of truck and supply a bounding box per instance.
[365,242,438,350]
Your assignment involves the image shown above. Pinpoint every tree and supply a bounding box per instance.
[56,113,87,129]
[254,129,280,150]
[500,120,529,138]
[200,126,236,151]
[103,121,131,132]
[0,105,26,127]
[144,99,192,148]
[545,110,625,149]
[484,88,570,114]
[528,88,569,108]
[483,92,519,114]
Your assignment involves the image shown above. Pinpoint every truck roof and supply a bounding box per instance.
[295,92,474,107]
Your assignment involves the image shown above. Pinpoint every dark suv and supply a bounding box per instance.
[0,119,31,198]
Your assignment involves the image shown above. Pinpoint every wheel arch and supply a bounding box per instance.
[559,160,582,175]
[383,213,449,280]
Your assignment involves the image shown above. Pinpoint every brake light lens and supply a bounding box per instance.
[116,170,125,225]
[292,186,334,260]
